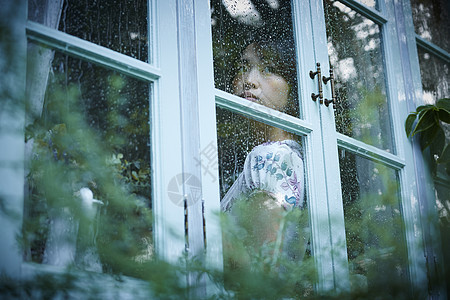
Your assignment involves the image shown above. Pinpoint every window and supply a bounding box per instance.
[1,0,188,296]
[407,0,450,296]
[208,0,429,296]
[0,0,447,298]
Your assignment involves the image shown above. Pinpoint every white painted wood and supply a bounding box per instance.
[26,21,162,82]
[339,0,388,24]
[415,35,450,63]
[380,0,427,294]
[293,0,339,292]
[0,0,26,278]
[397,0,448,297]
[153,0,186,264]
[215,89,313,136]
[308,0,350,292]
[193,0,224,280]
[337,133,406,170]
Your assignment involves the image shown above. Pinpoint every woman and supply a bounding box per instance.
[220,40,308,272]
[221,40,305,214]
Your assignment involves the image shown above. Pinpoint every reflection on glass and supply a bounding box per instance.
[324,0,394,152]
[435,181,450,298]
[417,48,449,104]
[410,0,450,53]
[211,0,299,117]
[24,46,152,277]
[355,0,378,10]
[217,107,313,296]
[28,0,149,62]
[339,149,409,295]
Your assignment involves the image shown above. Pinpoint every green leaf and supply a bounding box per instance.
[429,127,446,156]
[275,173,284,180]
[281,161,287,171]
[438,109,450,123]
[405,113,417,137]
[436,98,450,113]
[426,126,445,154]
[416,104,434,113]
[437,144,450,164]
[412,109,438,137]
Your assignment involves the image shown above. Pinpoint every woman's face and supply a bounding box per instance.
[232,43,290,110]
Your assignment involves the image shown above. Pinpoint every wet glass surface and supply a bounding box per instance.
[211,0,300,117]
[28,0,149,62]
[217,105,313,295]
[324,0,394,152]
[339,149,409,295]
[417,48,450,104]
[411,0,450,53]
[355,0,378,10]
[24,45,152,276]
[216,107,305,200]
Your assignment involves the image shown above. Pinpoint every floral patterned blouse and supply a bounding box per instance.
[221,140,305,212]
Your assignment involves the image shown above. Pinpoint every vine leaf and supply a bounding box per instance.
[437,144,450,164]
[405,98,450,176]
[405,113,417,137]
[411,109,437,137]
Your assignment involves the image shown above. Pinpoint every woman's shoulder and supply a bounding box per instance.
[252,139,303,158]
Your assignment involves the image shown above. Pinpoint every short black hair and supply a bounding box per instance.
[238,37,299,116]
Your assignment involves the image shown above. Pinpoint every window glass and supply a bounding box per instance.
[416,48,449,104]
[410,0,450,53]
[355,0,378,10]
[24,45,153,278]
[435,181,450,297]
[416,48,450,178]
[339,149,409,295]
[324,0,394,152]
[211,0,300,117]
[217,106,313,296]
[28,0,149,62]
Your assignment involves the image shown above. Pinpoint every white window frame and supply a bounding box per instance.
[0,0,192,296]
[196,0,445,296]
[0,0,446,297]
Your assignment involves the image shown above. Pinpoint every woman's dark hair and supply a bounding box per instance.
[242,37,299,116]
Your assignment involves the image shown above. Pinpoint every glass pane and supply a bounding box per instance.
[435,181,450,298]
[217,107,313,297]
[28,0,149,62]
[24,44,152,278]
[417,48,449,104]
[417,49,450,175]
[339,150,410,296]
[324,0,394,152]
[211,0,300,117]
[355,0,378,10]
[410,0,450,53]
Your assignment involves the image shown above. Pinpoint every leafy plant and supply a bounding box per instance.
[405,98,450,176]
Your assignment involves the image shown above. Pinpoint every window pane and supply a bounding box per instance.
[355,0,378,10]
[28,0,149,62]
[417,49,450,175]
[410,0,450,53]
[339,149,410,295]
[417,48,449,104]
[324,0,394,152]
[216,106,313,296]
[24,45,153,278]
[211,0,300,117]
[435,181,450,297]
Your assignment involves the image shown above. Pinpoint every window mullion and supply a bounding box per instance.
[0,0,27,278]
[26,21,161,81]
